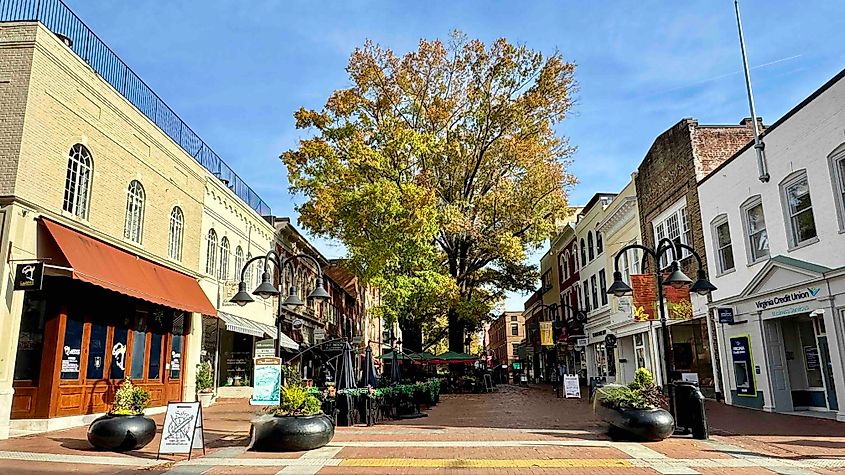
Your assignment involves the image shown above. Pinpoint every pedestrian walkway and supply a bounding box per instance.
[0,384,841,473]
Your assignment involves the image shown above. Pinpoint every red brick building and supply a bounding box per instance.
[486,311,524,383]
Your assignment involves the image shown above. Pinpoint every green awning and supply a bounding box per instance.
[435,351,477,362]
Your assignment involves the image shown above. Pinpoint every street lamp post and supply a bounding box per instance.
[606,239,716,413]
[230,251,330,358]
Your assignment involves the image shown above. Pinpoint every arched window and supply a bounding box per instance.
[205,229,218,276]
[587,231,594,261]
[234,246,244,281]
[63,144,93,219]
[123,180,145,243]
[596,229,603,254]
[168,207,184,261]
[579,239,586,266]
[244,253,253,286]
[219,237,230,281]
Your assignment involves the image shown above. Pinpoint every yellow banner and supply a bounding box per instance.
[540,321,553,346]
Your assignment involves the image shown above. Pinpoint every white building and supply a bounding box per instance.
[699,69,845,420]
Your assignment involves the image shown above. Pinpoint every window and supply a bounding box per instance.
[591,275,598,309]
[129,330,146,379]
[111,327,128,380]
[580,240,586,266]
[596,230,603,255]
[63,144,92,219]
[742,197,769,263]
[512,343,519,356]
[234,246,244,281]
[620,250,630,283]
[123,180,145,243]
[205,229,218,276]
[244,253,253,286]
[511,323,519,336]
[541,271,552,291]
[582,280,590,312]
[599,269,607,306]
[219,237,230,281]
[587,232,594,261]
[148,334,163,380]
[781,172,817,247]
[61,317,84,379]
[831,146,845,229]
[86,323,108,380]
[713,216,735,273]
[510,315,518,321]
[168,207,184,261]
[653,204,691,268]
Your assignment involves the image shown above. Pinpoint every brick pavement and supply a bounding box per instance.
[0,384,841,474]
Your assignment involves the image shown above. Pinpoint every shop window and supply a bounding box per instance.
[129,330,146,379]
[168,207,184,261]
[148,334,163,380]
[170,335,183,379]
[61,317,84,380]
[780,171,817,247]
[14,291,48,382]
[712,216,735,274]
[111,327,128,380]
[63,144,92,219]
[86,323,108,380]
[634,333,647,369]
[741,197,769,264]
[799,319,824,388]
[123,180,145,244]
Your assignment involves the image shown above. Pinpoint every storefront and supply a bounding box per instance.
[668,317,716,397]
[713,257,845,420]
[11,219,216,420]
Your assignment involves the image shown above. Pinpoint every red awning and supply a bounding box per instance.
[43,219,216,316]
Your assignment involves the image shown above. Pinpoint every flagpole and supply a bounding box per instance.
[734,0,769,183]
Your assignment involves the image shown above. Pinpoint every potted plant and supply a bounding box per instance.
[196,361,214,408]
[593,368,674,441]
[249,368,334,451]
[87,380,156,451]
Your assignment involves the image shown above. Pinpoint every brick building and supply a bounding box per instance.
[634,117,756,396]
[486,311,524,383]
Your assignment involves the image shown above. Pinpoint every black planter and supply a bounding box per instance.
[87,413,156,451]
[596,404,674,442]
[250,414,335,452]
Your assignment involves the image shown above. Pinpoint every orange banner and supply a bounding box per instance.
[540,321,554,346]
[631,274,658,321]
[664,282,692,320]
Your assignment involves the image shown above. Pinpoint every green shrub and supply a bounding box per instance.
[268,382,323,417]
[196,361,214,393]
[595,368,665,410]
[111,380,151,415]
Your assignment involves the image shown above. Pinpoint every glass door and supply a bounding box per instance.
[814,315,838,410]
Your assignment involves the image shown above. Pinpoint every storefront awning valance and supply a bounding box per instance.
[43,219,216,315]
[252,320,299,351]
[218,312,265,337]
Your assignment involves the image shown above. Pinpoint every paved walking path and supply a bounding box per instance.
[0,384,842,473]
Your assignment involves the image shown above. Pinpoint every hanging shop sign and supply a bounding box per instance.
[631,274,657,321]
[664,283,692,320]
[539,321,554,346]
[575,337,588,347]
[604,334,617,349]
[754,287,821,311]
[729,335,756,397]
[158,401,205,460]
[717,308,735,324]
[563,374,581,398]
[251,357,282,405]
[14,262,44,291]
[314,328,326,341]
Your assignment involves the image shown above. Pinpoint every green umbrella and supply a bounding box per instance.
[435,351,477,363]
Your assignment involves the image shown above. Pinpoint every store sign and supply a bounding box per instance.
[158,402,205,457]
[254,338,275,358]
[512,362,522,370]
[730,335,756,397]
[575,338,588,347]
[604,334,617,349]
[631,274,657,321]
[771,304,812,318]
[563,374,581,398]
[314,328,326,341]
[539,321,553,346]
[250,357,281,405]
[754,287,821,310]
[14,262,43,291]
[717,308,735,324]
[664,283,692,320]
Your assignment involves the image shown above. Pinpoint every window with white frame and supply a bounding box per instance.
[599,269,607,306]
[741,197,769,263]
[653,203,691,269]
[831,145,845,229]
[63,144,93,219]
[168,207,184,261]
[781,171,817,247]
[123,180,145,243]
[206,229,218,276]
[579,240,586,267]
[582,280,590,312]
[234,246,244,281]
[596,229,603,255]
[590,275,598,309]
[620,250,630,283]
[244,252,253,286]
[587,232,594,261]
[218,237,230,280]
[712,215,735,274]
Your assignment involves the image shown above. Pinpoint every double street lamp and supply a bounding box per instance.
[606,239,716,394]
[230,251,330,357]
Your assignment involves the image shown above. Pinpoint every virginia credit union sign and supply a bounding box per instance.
[754,287,821,310]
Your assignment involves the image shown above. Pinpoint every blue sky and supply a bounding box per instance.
[65,0,845,312]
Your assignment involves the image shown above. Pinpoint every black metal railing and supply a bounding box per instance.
[1,0,272,217]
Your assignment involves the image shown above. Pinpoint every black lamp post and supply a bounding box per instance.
[230,251,330,357]
[606,239,716,398]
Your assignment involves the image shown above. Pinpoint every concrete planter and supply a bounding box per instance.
[198,391,214,408]
[596,404,674,442]
[249,414,335,452]
[87,413,156,451]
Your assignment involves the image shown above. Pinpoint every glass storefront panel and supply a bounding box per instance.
[14,291,48,382]
[111,327,128,380]
[86,323,108,379]
[129,330,146,379]
[61,317,84,380]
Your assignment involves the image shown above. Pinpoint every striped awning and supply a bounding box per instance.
[217,312,264,337]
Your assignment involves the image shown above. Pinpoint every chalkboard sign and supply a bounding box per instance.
[158,402,205,460]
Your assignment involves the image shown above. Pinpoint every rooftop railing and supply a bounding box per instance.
[1,0,272,216]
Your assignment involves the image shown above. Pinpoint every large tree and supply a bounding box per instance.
[283,33,576,351]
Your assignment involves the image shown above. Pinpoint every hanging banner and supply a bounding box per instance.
[250,357,281,405]
[540,321,554,346]
[631,274,657,321]
[664,282,693,320]
[158,402,205,459]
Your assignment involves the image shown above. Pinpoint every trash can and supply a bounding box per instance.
[588,376,606,400]
[672,381,708,439]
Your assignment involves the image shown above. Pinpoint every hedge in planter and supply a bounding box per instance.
[87,380,156,451]
[593,368,674,442]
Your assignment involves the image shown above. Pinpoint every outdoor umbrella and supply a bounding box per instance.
[390,349,401,384]
[336,341,357,426]
[360,346,379,388]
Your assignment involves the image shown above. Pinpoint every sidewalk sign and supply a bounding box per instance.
[563,374,581,398]
[483,373,493,393]
[157,401,205,460]
[251,356,282,405]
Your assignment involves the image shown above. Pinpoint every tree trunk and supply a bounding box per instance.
[400,320,423,353]
[448,308,464,352]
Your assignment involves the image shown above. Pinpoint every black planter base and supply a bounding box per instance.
[397,412,428,420]
[596,405,674,442]
[250,414,335,452]
[87,414,156,452]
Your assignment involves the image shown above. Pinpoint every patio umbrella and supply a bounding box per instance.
[435,351,477,364]
[336,341,357,426]
[360,346,379,388]
[390,349,401,384]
